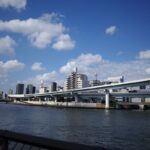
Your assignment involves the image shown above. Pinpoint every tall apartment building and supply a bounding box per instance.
[16,83,24,94]
[51,82,57,92]
[26,84,36,94]
[76,74,89,89]
[64,68,89,90]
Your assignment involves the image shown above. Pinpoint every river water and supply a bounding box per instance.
[0,103,149,150]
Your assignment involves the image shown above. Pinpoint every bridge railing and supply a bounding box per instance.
[0,130,108,150]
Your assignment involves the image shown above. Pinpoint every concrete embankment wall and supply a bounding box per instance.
[13,101,106,109]
[131,98,150,103]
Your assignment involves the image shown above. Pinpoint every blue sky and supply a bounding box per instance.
[0,0,150,92]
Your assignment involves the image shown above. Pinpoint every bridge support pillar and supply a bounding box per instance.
[74,94,78,102]
[14,98,17,103]
[116,103,121,109]
[141,97,145,103]
[54,96,57,102]
[39,97,41,102]
[105,90,110,109]
[139,104,145,110]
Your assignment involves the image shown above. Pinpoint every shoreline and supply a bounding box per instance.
[3,100,150,110]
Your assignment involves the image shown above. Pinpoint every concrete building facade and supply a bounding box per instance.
[64,68,89,90]
[26,84,36,94]
[51,82,57,92]
[16,84,24,94]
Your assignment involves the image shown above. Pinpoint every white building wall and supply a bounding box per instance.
[64,81,68,91]
[64,72,89,90]
[39,87,47,94]
[145,98,150,103]
[76,74,89,88]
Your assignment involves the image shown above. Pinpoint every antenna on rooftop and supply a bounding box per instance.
[74,67,78,73]
[40,80,44,88]
[95,73,98,81]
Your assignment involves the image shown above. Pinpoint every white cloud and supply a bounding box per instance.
[35,71,56,82]
[117,51,124,56]
[0,35,16,55]
[60,53,150,81]
[0,0,26,10]
[145,68,150,74]
[105,25,117,35]
[25,71,57,87]
[52,34,75,50]
[0,60,25,77]
[0,13,75,50]
[138,50,150,59]
[60,53,103,74]
[31,62,45,71]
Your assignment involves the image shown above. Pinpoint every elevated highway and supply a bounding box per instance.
[8,78,150,109]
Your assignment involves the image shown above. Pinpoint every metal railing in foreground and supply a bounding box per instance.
[0,130,108,150]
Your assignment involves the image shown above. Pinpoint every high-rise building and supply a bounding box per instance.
[26,84,36,94]
[16,84,24,94]
[33,86,36,93]
[51,82,57,92]
[65,72,77,90]
[64,68,89,90]
[76,74,89,89]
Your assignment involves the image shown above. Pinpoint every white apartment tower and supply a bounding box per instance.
[64,68,89,90]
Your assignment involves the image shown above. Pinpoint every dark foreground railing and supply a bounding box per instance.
[0,130,108,150]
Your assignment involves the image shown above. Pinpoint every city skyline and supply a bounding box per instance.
[0,0,150,92]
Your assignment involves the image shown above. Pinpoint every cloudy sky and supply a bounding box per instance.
[0,0,150,92]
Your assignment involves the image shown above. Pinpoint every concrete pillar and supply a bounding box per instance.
[116,103,121,109]
[105,90,110,109]
[14,98,17,102]
[141,97,145,103]
[139,104,145,110]
[54,96,57,102]
[74,94,78,102]
[39,97,41,102]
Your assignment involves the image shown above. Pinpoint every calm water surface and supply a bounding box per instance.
[0,103,149,150]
